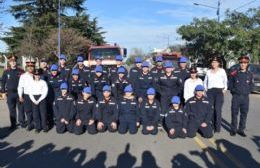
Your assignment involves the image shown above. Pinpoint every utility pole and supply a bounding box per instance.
[58,0,61,58]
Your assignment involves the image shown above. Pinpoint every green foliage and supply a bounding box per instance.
[177,7,260,63]
[1,0,105,59]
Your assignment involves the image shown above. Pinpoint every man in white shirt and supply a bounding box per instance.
[18,58,35,131]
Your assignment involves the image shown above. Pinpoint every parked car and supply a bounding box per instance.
[227,64,260,93]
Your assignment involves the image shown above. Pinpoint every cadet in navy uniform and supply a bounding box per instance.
[151,56,165,80]
[69,69,85,100]
[90,56,108,79]
[74,87,97,135]
[91,65,110,100]
[174,56,190,83]
[156,61,182,115]
[112,67,130,101]
[47,64,64,126]
[96,85,118,133]
[118,85,140,134]
[39,58,49,82]
[1,55,25,129]
[54,82,76,134]
[185,85,213,138]
[165,96,187,139]
[109,55,128,83]
[135,61,155,104]
[76,56,91,85]
[140,88,161,135]
[129,57,142,89]
[229,56,253,137]
[58,54,71,81]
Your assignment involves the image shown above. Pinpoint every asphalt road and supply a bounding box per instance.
[0,92,260,168]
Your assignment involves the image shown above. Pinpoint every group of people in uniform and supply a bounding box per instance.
[1,54,253,139]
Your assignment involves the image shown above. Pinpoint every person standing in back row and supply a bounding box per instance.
[229,56,253,137]
[204,56,227,133]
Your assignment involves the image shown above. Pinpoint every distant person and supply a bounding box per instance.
[109,55,128,83]
[112,67,130,101]
[204,56,227,133]
[229,56,253,137]
[58,54,71,81]
[129,57,142,89]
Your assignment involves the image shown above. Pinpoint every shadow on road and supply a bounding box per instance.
[252,136,260,152]
[0,127,16,140]
[1,138,259,168]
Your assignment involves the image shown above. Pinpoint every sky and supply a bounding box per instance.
[0,0,259,53]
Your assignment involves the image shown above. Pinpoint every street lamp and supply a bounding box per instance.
[58,0,61,58]
[193,0,221,22]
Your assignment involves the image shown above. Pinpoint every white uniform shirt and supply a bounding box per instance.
[29,79,48,103]
[18,72,34,97]
[184,78,203,102]
[204,68,228,91]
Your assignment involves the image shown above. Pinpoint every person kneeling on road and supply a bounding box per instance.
[74,87,97,135]
[95,85,118,133]
[53,82,76,134]
[140,88,161,135]
[185,85,213,138]
[165,96,187,139]
[118,85,140,134]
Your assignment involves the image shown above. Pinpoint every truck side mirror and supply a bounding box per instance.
[123,48,127,57]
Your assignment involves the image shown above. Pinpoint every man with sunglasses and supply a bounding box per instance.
[229,56,254,137]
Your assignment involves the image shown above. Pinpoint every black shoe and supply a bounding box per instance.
[43,129,48,133]
[237,130,247,137]
[20,123,27,128]
[230,130,236,136]
[35,129,41,134]
[27,126,34,131]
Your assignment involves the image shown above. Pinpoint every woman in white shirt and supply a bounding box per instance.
[204,56,228,133]
[29,69,48,133]
[184,67,203,102]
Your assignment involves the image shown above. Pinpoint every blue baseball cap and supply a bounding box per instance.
[77,56,84,62]
[124,85,133,93]
[147,88,156,95]
[171,96,180,104]
[142,61,149,67]
[60,82,68,90]
[83,87,91,94]
[156,56,163,62]
[95,55,102,60]
[50,64,58,71]
[164,61,173,68]
[179,56,188,63]
[115,55,123,61]
[72,69,79,75]
[59,54,66,60]
[135,57,142,63]
[117,67,125,74]
[103,85,111,92]
[95,65,103,73]
[195,85,205,91]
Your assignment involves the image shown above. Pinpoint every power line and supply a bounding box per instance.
[234,0,258,11]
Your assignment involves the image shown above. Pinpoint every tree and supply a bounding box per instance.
[177,8,260,64]
[1,0,105,59]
